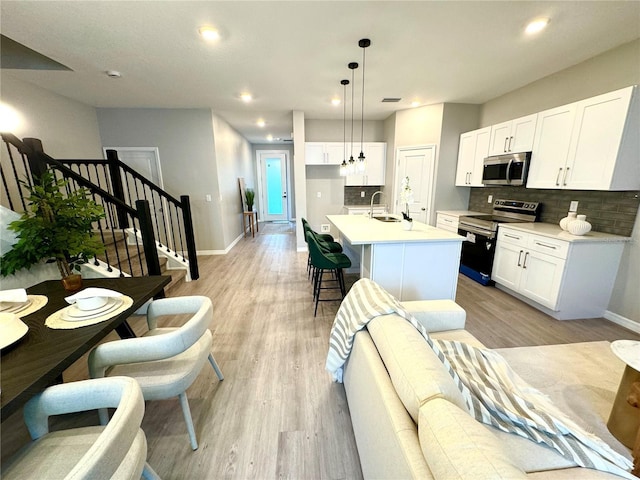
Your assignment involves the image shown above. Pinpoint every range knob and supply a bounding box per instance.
[523,203,529,208]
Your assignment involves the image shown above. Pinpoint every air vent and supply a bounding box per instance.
[381,98,402,103]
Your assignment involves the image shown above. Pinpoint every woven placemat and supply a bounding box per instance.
[0,295,48,318]
[45,295,133,329]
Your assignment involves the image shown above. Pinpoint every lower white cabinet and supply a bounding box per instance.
[492,230,565,309]
[492,225,626,320]
[436,213,460,233]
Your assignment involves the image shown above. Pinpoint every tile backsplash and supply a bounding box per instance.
[344,186,387,206]
[468,187,639,236]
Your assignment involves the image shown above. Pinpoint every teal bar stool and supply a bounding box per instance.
[306,231,351,316]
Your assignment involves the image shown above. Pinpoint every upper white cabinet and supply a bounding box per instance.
[345,142,386,186]
[455,127,490,186]
[305,142,344,165]
[488,113,537,156]
[527,86,639,190]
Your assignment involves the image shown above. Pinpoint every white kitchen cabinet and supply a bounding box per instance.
[492,224,626,320]
[305,142,344,165]
[344,206,387,216]
[455,127,490,186]
[492,229,565,309]
[345,142,386,186]
[436,213,460,233]
[527,86,639,191]
[488,113,537,156]
[526,103,577,188]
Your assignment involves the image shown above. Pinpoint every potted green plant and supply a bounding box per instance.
[245,187,255,212]
[0,171,106,291]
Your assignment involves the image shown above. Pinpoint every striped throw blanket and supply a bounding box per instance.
[326,278,634,479]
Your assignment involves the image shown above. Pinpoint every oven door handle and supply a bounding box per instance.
[458,224,496,239]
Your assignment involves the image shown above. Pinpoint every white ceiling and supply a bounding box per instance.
[1,1,639,144]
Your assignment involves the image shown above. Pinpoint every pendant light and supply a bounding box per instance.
[357,38,371,173]
[339,79,349,177]
[348,62,358,175]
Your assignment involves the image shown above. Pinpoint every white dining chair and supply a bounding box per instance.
[1,376,160,480]
[88,295,224,450]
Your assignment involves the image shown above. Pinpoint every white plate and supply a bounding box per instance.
[62,297,123,321]
[0,299,33,314]
[0,313,29,349]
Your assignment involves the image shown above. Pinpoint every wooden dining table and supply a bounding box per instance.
[1,275,171,421]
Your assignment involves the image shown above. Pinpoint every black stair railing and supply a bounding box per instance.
[1,133,162,279]
[51,148,199,281]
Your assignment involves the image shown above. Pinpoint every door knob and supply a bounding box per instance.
[421,207,426,211]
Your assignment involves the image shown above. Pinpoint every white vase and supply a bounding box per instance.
[401,219,413,231]
[559,212,577,231]
[567,214,592,236]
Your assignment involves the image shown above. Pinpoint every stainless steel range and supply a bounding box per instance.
[458,199,540,285]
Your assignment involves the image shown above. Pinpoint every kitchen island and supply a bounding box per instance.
[326,214,465,301]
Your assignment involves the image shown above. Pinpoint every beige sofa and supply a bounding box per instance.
[342,299,632,479]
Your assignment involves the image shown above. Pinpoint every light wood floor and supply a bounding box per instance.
[2,221,638,478]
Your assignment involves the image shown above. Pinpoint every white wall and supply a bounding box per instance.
[305,119,384,142]
[293,111,307,250]
[96,108,223,251]
[480,39,640,326]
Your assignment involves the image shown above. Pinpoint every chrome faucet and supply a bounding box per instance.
[370,190,384,219]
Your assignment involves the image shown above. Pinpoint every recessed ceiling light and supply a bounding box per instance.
[198,26,221,42]
[331,97,341,106]
[240,93,252,102]
[411,100,420,108]
[266,134,273,141]
[105,70,121,78]
[525,18,550,35]
[257,119,266,128]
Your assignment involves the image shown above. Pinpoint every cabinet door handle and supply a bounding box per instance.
[505,233,521,240]
[555,167,563,186]
[523,252,529,269]
[443,218,452,223]
[534,241,557,250]
[508,136,513,152]
[517,250,523,267]
[503,137,509,153]
[563,167,570,186]
[468,172,471,184]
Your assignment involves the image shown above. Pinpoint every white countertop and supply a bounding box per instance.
[327,214,464,245]
[436,210,484,217]
[498,222,631,243]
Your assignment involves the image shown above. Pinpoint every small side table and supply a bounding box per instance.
[607,340,640,450]
[242,211,258,238]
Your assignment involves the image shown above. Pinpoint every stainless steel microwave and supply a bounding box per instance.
[482,152,531,186]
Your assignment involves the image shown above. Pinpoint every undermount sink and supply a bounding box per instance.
[373,215,400,223]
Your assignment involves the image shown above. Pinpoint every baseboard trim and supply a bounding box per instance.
[197,234,244,256]
[604,310,640,334]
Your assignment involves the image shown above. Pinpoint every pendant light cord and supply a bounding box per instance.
[350,66,355,160]
[360,45,366,153]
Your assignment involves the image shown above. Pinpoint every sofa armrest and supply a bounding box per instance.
[400,299,466,332]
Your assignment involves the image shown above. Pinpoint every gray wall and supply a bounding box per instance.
[479,39,640,326]
[96,108,223,251]
[385,103,480,224]
[1,74,102,158]
[305,119,384,142]
[0,75,104,289]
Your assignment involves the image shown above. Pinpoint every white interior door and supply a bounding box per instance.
[258,151,289,222]
[394,146,436,224]
[103,147,169,244]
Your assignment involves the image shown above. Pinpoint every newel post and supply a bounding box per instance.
[106,149,130,228]
[180,195,199,280]
[22,137,48,180]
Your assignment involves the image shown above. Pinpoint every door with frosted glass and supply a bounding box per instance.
[259,152,289,222]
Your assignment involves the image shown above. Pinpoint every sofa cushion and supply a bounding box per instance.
[418,398,527,480]
[367,314,467,423]
[400,299,466,332]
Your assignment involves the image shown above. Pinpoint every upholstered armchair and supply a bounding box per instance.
[1,376,159,479]
[88,295,224,450]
